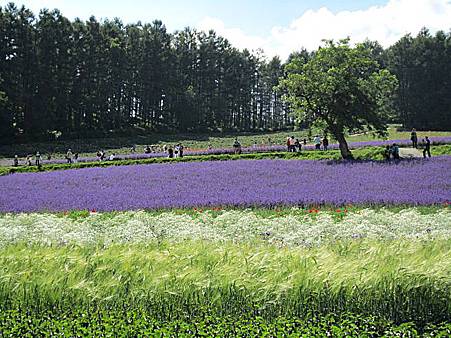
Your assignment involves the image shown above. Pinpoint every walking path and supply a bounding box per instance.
[399,148,423,158]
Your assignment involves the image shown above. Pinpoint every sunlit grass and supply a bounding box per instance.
[0,239,449,325]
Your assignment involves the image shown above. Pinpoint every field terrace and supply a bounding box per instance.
[0,152,450,336]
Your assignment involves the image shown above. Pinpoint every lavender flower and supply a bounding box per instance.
[1,157,449,213]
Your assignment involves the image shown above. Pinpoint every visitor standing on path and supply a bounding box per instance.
[289,136,296,152]
[35,152,41,167]
[423,136,431,158]
[66,149,73,164]
[410,128,418,148]
[322,136,329,151]
[295,138,301,151]
[13,155,19,167]
[179,144,184,158]
[314,135,321,150]
[233,138,242,155]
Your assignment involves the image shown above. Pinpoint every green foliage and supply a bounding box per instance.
[281,39,398,159]
[0,4,288,141]
[1,310,449,336]
[386,29,451,130]
[0,240,449,326]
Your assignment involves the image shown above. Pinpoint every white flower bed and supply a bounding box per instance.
[0,208,449,247]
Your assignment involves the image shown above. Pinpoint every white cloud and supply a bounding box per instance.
[197,17,268,53]
[197,0,451,61]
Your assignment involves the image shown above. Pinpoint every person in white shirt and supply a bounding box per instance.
[66,149,73,164]
[35,152,41,166]
[314,135,321,150]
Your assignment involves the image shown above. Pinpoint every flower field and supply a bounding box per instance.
[1,157,450,212]
[1,155,450,335]
[1,208,450,247]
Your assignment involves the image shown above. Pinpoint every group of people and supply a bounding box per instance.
[96,150,117,161]
[163,144,184,158]
[10,129,435,167]
[286,135,329,152]
[410,129,431,158]
[383,144,400,160]
[65,149,80,163]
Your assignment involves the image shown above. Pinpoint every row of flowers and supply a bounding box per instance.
[1,156,449,213]
[0,207,449,248]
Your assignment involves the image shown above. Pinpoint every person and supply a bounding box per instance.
[174,144,179,158]
[303,138,307,146]
[130,145,136,153]
[233,138,242,155]
[74,153,79,163]
[289,136,296,152]
[286,137,291,152]
[391,143,400,160]
[13,155,19,167]
[66,149,73,164]
[410,128,418,148]
[26,155,32,166]
[168,146,174,158]
[96,150,102,161]
[295,138,301,152]
[314,135,321,150]
[35,152,41,167]
[109,153,115,161]
[322,136,329,151]
[423,136,431,158]
[179,143,184,158]
[99,150,105,161]
[47,153,52,161]
[384,145,391,160]
[145,145,151,154]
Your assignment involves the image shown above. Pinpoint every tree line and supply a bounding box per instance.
[0,3,289,141]
[0,3,450,142]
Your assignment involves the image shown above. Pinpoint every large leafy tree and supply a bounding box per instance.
[280,39,398,159]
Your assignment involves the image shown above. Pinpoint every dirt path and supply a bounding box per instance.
[399,147,423,158]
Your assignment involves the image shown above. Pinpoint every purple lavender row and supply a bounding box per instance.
[1,157,449,213]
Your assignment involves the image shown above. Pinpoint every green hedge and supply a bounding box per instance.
[1,310,449,337]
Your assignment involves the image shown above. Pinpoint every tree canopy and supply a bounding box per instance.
[0,3,290,142]
[280,39,398,159]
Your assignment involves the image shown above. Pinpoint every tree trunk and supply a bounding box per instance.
[335,132,354,160]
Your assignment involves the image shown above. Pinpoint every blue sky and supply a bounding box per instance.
[3,0,388,34]
[3,0,451,59]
